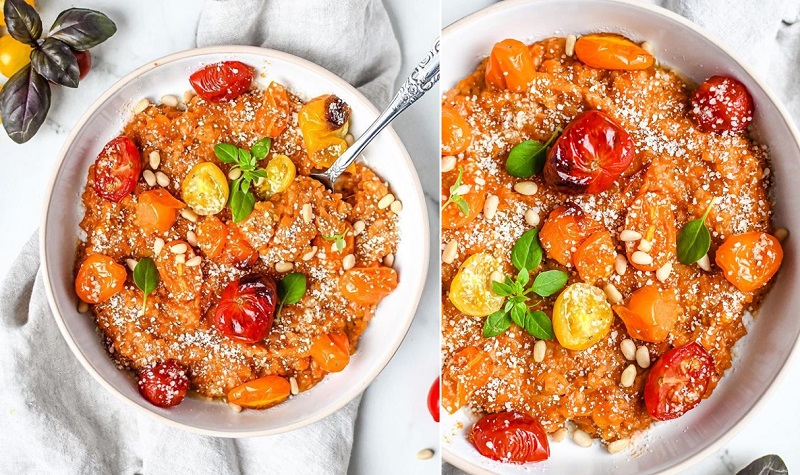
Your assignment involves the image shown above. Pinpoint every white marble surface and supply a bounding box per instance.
[442,1,800,474]
[0,1,439,474]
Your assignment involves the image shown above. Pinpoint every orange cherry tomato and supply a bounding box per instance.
[227,375,291,409]
[75,253,127,304]
[338,267,398,305]
[222,226,257,267]
[613,285,680,343]
[716,232,783,292]
[135,189,185,234]
[484,38,536,92]
[572,230,616,284]
[299,94,351,169]
[196,215,228,259]
[259,81,292,138]
[442,346,495,414]
[539,204,602,266]
[574,34,654,70]
[310,331,351,373]
[155,240,201,302]
[441,106,473,156]
[624,191,676,272]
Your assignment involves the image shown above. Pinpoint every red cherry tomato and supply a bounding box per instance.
[189,61,253,103]
[644,342,714,421]
[470,412,550,464]
[690,76,753,134]
[428,377,440,422]
[214,274,277,343]
[137,360,190,408]
[544,110,635,194]
[73,49,91,80]
[93,136,141,202]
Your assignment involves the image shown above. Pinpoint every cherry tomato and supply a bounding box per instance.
[154,240,202,302]
[470,412,550,464]
[73,49,91,80]
[75,253,126,304]
[309,332,350,373]
[0,0,35,28]
[624,191,676,272]
[716,232,783,292]
[484,39,536,92]
[181,162,229,216]
[338,267,398,305]
[214,274,277,343]
[137,360,189,408]
[644,342,714,421]
[428,377,440,422]
[539,204,602,266]
[189,61,253,103]
[227,375,291,409]
[553,283,613,351]
[690,76,753,134]
[299,94,351,169]
[259,154,296,197]
[449,253,505,317]
[572,230,616,284]
[222,226,258,267]
[544,110,634,194]
[196,215,228,259]
[0,35,32,78]
[613,285,679,343]
[259,81,292,138]
[441,346,495,413]
[135,189,185,234]
[574,34,654,70]
[93,136,142,202]
[441,105,473,156]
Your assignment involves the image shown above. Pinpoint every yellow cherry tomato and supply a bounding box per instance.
[553,283,613,351]
[0,0,35,28]
[181,162,229,216]
[259,154,296,197]
[0,35,32,78]
[449,252,505,317]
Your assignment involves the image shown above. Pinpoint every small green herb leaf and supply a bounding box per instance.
[229,185,255,223]
[511,228,543,272]
[524,310,554,340]
[483,310,513,338]
[442,166,470,216]
[276,272,307,319]
[510,302,527,327]
[517,267,530,287]
[251,137,272,159]
[677,198,717,265]
[214,143,239,164]
[133,257,159,313]
[4,0,42,46]
[455,197,469,215]
[322,231,347,252]
[492,280,514,297]
[505,129,559,178]
[531,270,569,297]
[48,8,117,50]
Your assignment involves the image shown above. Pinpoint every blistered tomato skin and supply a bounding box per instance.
[138,360,190,408]
[644,342,714,421]
[189,61,253,103]
[691,76,753,134]
[214,274,278,343]
[428,377,440,422]
[716,232,783,292]
[470,412,550,464]
[484,39,537,92]
[93,136,142,202]
[574,34,654,70]
[544,110,635,194]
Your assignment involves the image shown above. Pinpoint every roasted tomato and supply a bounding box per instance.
[196,215,228,259]
[572,230,616,284]
[442,346,495,413]
[93,136,142,202]
[310,332,350,373]
[441,105,473,156]
[135,189,185,234]
[690,76,753,134]
[716,232,783,292]
[0,35,32,78]
[544,110,634,194]
[449,253,504,317]
[155,240,202,302]
[539,204,602,266]
[227,375,291,409]
[75,253,126,304]
[222,226,258,267]
[259,81,292,138]
[574,34,654,70]
[624,191,676,272]
[553,283,613,350]
[428,377,440,422]
[259,154,296,198]
[214,274,278,343]
[181,162,229,216]
[644,342,714,421]
[613,285,679,343]
[470,412,550,464]
[137,360,190,408]
[189,61,253,102]
[298,94,351,169]
[73,49,91,80]
[338,267,398,305]
[484,39,536,92]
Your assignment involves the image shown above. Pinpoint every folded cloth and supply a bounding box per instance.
[0,0,399,473]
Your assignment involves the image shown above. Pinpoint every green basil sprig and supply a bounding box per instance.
[214,137,272,222]
[505,129,560,178]
[677,197,719,265]
[133,257,159,314]
[276,272,307,319]
[442,166,469,215]
[322,230,347,253]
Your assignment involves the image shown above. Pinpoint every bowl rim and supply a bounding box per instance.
[39,45,430,437]
[441,0,800,473]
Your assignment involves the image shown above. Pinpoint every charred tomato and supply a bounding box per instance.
[644,342,714,421]
[93,136,142,202]
[138,360,190,408]
[690,76,753,134]
[470,412,550,464]
[428,377,440,423]
[189,61,253,103]
[214,274,278,343]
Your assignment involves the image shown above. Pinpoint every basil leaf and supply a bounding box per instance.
[251,137,272,159]
[455,197,469,216]
[517,267,529,287]
[238,148,254,169]
[510,302,527,327]
[31,38,80,88]
[531,270,569,297]
[524,310,554,340]
[133,257,159,295]
[505,130,558,178]
[3,0,42,46]
[492,280,514,297]
[278,272,307,305]
[503,300,514,312]
[677,199,716,265]
[250,169,268,179]
[736,455,787,475]
[511,228,543,272]
[229,187,255,222]
[483,310,512,338]
[214,143,239,164]
[0,64,51,144]
[48,8,117,50]
[450,166,463,193]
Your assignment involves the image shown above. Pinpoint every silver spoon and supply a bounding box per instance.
[310,39,440,190]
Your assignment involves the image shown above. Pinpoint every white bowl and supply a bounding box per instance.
[40,46,429,437]
[442,0,800,473]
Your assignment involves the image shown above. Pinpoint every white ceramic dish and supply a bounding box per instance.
[40,46,429,437]
[442,0,800,473]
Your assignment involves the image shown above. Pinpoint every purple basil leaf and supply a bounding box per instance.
[0,64,51,144]
[48,8,117,51]
[3,0,42,46]
[736,455,788,475]
[31,38,80,88]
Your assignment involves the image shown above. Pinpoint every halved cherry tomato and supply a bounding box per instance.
[259,154,296,197]
[613,285,679,343]
[573,230,615,284]
[690,76,753,134]
[470,412,550,464]
[544,110,635,194]
[93,136,142,202]
[155,240,201,302]
[338,267,398,305]
[0,35,32,78]
[484,39,536,92]
[135,189,185,234]
[259,81,292,138]
[644,342,714,421]
[196,215,228,259]
[299,94,351,169]
[716,232,783,292]
[189,61,253,103]
[624,191,676,272]
[75,253,126,304]
[137,360,189,408]
[222,226,258,267]
[442,346,495,413]
[0,0,35,28]
[227,375,291,409]
[428,377,440,422]
[310,331,350,373]
[539,204,602,266]
[73,49,91,80]
[441,105,473,156]
[181,162,229,216]
[449,253,504,317]
[574,34,654,70]
[553,283,614,350]
[215,274,277,343]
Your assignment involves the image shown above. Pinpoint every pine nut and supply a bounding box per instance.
[353,220,366,236]
[534,340,546,363]
[161,95,179,107]
[489,271,504,292]
[275,261,294,273]
[384,253,394,267]
[143,170,156,187]
[455,184,471,196]
[148,151,161,169]
[180,208,198,223]
[775,228,789,243]
[175,254,185,265]
[186,231,198,247]
[133,98,150,114]
[290,377,300,395]
[126,258,138,271]
[475,177,486,186]
[182,90,196,103]
[441,155,457,173]
[656,261,672,282]
[619,230,642,242]
[228,167,242,180]
[630,251,653,266]
[607,438,631,454]
[156,171,170,187]
[621,339,636,360]
[551,428,568,442]
[228,402,242,413]
[636,346,651,368]
[638,239,653,253]
[620,364,637,387]
[514,181,538,196]
[170,243,187,254]
[641,41,655,55]
[697,253,711,271]
[604,283,623,304]
[390,200,403,214]
[525,209,540,226]
[77,301,89,313]
[378,193,395,209]
[615,254,628,275]
[565,34,577,56]
[416,449,434,460]
[302,246,318,261]
[186,256,202,267]
[345,134,355,146]
[442,240,458,264]
[483,194,499,220]
[153,237,165,256]
[343,254,356,270]
[572,429,593,448]
[301,203,313,223]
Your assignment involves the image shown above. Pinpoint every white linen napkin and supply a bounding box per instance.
[0,1,399,474]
